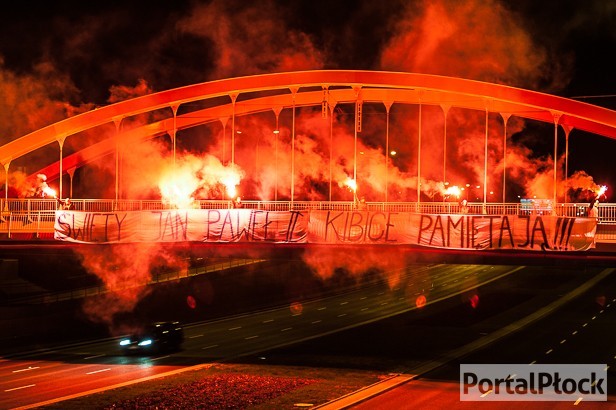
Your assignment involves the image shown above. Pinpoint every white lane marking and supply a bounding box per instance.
[340,302,348,305]
[380,302,388,306]
[86,368,111,375]
[245,335,259,340]
[150,356,170,361]
[600,310,604,314]
[583,323,588,327]
[592,316,597,320]
[189,334,204,339]
[84,354,105,360]
[281,327,292,332]
[228,326,242,331]
[13,366,40,373]
[262,319,274,323]
[572,330,578,335]
[360,297,367,300]
[480,389,492,397]
[202,345,218,350]
[337,314,347,317]
[574,397,583,405]
[361,308,369,311]
[5,384,35,392]
[546,349,553,355]
[311,320,322,324]
[529,361,536,365]
[560,339,566,344]
[291,313,301,317]
[318,307,327,311]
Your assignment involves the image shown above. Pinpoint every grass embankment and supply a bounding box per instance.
[42,363,384,409]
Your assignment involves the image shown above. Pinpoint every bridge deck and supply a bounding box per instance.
[0,199,614,242]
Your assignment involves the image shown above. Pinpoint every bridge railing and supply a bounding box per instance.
[1,199,614,241]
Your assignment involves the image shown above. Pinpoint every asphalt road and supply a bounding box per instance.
[348,267,616,409]
[0,263,524,409]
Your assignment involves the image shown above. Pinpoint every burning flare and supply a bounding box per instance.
[343,177,357,192]
[159,169,200,208]
[42,186,57,198]
[444,185,461,199]
[596,185,608,199]
[220,171,240,199]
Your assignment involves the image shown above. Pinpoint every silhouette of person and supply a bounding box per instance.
[588,199,599,219]
[460,199,469,214]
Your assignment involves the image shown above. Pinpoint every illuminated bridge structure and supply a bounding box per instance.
[0,70,615,241]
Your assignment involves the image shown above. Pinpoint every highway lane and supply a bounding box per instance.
[0,263,522,409]
[349,267,616,409]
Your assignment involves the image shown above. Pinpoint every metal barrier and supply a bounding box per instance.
[1,199,614,241]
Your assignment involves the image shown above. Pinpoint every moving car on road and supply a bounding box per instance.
[119,321,184,354]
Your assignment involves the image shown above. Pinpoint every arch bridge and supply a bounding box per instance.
[0,70,614,243]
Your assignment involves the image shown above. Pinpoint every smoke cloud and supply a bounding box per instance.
[0,0,612,324]
[75,243,189,331]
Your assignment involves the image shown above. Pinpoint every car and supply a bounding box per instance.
[118,321,184,354]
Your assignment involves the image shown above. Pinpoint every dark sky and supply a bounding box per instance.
[1,0,613,103]
[0,0,614,200]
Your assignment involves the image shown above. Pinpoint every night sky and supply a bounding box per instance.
[0,0,614,200]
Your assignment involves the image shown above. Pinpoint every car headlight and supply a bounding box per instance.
[119,339,131,346]
[138,339,153,346]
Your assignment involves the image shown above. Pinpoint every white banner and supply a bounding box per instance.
[54,209,597,251]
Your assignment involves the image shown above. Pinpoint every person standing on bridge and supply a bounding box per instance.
[460,199,469,214]
[358,196,367,210]
[34,174,49,198]
[588,199,599,219]
[588,199,599,249]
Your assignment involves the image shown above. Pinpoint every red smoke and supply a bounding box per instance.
[379,0,564,90]
[76,243,189,329]
[0,0,611,324]
[176,0,324,79]
[302,246,407,288]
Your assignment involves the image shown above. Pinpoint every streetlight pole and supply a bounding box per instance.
[417,97,423,207]
[231,94,238,166]
[500,113,511,204]
[328,101,336,203]
[441,104,450,187]
[291,88,297,209]
[113,117,122,203]
[220,117,228,165]
[483,106,489,213]
[273,107,282,202]
[384,101,393,204]
[552,112,562,208]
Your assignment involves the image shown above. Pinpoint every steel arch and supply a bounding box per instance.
[2,70,615,180]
